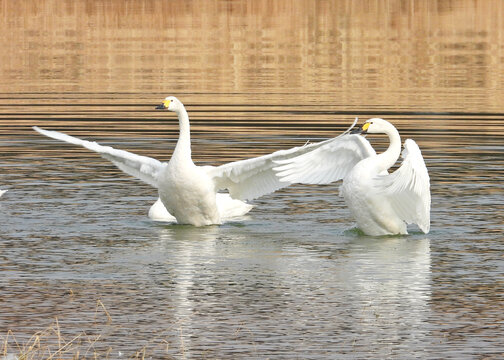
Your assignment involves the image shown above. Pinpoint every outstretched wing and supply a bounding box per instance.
[205,120,360,201]
[372,139,431,233]
[274,134,376,184]
[33,127,166,188]
[205,140,328,201]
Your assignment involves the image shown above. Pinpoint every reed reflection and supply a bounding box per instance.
[1,0,503,112]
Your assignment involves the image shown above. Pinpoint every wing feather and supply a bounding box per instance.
[33,127,165,188]
[274,134,376,185]
[206,120,360,201]
[372,139,431,233]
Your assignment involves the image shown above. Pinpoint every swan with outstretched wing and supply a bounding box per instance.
[34,97,356,226]
[275,118,430,236]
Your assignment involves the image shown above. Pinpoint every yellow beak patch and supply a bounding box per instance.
[362,122,371,131]
[162,99,171,108]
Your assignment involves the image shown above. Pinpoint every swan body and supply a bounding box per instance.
[0,190,6,198]
[158,152,221,226]
[275,118,430,236]
[33,96,350,226]
[148,194,253,222]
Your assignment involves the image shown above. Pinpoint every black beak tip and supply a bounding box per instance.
[155,104,165,110]
[350,126,363,135]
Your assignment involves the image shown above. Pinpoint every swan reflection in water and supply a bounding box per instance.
[340,237,431,352]
[133,227,432,355]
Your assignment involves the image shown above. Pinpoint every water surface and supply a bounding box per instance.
[1,1,503,359]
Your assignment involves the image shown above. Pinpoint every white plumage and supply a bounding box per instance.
[33,96,354,226]
[0,189,7,198]
[148,193,254,222]
[275,118,431,236]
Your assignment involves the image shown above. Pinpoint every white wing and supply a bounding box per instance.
[205,120,360,201]
[33,127,166,188]
[205,140,329,201]
[372,139,431,233]
[0,189,7,197]
[274,134,376,184]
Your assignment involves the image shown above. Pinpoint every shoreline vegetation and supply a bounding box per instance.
[1,300,179,360]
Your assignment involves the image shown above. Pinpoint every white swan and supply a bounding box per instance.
[147,194,253,222]
[0,189,7,198]
[33,96,353,226]
[275,118,430,236]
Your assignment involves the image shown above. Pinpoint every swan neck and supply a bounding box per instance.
[173,107,191,159]
[376,126,401,172]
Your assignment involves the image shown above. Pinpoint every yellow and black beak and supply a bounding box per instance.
[350,122,370,135]
[155,99,171,110]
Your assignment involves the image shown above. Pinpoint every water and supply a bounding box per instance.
[1,1,504,359]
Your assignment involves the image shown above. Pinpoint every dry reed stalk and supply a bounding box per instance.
[82,332,102,358]
[2,330,18,357]
[178,326,186,360]
[95,300,112,324]
[2,318,90,360]
[2,301,185,360]
[45,333,82,360]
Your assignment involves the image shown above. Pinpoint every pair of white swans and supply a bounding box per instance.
[33,96,430,236]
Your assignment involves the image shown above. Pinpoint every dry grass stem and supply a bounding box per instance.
[3,302,190,359]
[95,300,112,324]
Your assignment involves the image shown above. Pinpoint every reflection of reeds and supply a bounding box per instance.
[0,0,503,112]
[1,300,177,360]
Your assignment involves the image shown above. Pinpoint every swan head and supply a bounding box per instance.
[351,118,391,135]
[155,96,183,112]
